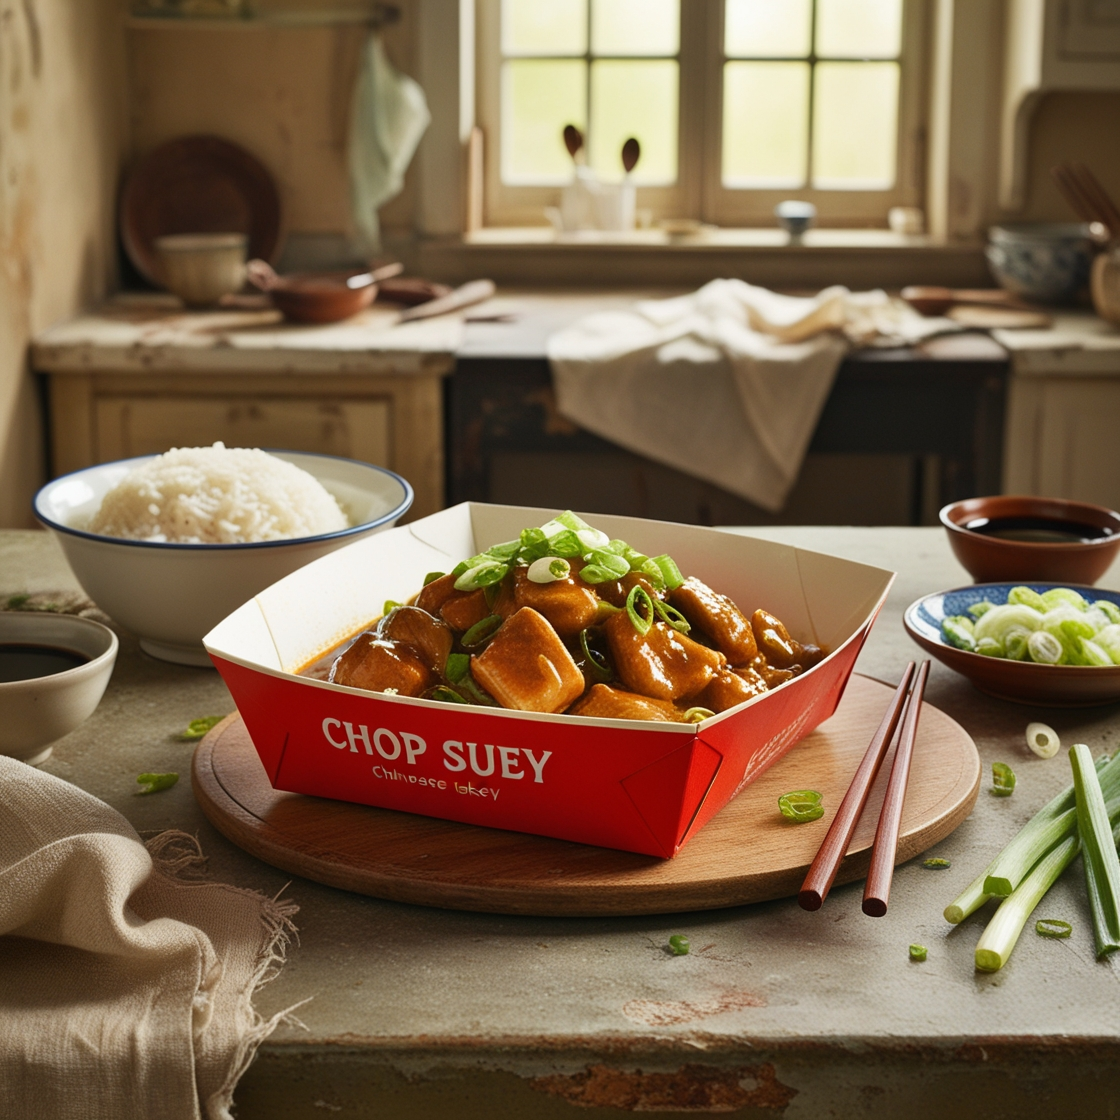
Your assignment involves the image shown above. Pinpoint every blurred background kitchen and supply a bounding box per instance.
[3,0,1119,531]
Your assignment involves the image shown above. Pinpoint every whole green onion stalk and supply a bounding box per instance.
[1071,742,1120,958]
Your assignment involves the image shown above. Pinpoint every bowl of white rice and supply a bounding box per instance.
[33,446,413,665]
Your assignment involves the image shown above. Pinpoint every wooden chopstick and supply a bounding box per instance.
[798,662,916,911]
[862,660,931,917]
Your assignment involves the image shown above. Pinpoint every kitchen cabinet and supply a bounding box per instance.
[997,311,1120,508]
[32,298,460,520]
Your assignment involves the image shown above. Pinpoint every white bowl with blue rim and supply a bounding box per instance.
[904,582,1120,707]
[986,223,1095,304]
[34,451,412,666]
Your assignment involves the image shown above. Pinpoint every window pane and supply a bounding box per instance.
[815,0,902,58]
[722,62,809,187]
[592,0,679,56]
[502,0,587,56]
[502,60,588,184]
[589,60,679,184]
[812,62,898,188]
[725,0,811,58]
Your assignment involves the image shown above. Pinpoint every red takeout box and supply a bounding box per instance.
[203,504,894,858]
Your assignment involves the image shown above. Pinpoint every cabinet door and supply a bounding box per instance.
[94,395,392,466]
[1006,376,1120,507]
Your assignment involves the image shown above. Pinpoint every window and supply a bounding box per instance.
[476,0,928,228]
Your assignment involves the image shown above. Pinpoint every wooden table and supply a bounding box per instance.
[32,295,461,520]
[454,290,1009,527]
[5,525,1120,1119]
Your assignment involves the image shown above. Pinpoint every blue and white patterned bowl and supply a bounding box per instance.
[905,582,1120,707]
[986,223,1094,305]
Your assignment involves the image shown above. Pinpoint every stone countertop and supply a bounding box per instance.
[993,310,1120,376]
[4,527,1120,1118]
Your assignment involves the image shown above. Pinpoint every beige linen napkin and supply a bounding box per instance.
[0,756,301,1120]
[548,279,956,512]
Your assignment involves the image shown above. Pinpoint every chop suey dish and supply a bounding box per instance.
[325,512,825,723]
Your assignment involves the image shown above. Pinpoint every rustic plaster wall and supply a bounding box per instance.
[125,3,418,246]
[0,0,125,527]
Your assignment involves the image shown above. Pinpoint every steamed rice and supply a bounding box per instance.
[88,443,349,544]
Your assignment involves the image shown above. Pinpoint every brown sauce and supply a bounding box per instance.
[0,643,89,683]
[963,516,1113,544]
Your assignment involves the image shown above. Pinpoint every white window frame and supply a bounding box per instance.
[475,0,930,228]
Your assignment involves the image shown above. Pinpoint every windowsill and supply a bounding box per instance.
[413,227,990,289]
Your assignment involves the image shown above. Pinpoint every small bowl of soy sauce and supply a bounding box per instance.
[0,613,117,766]
[941,496,1120,585]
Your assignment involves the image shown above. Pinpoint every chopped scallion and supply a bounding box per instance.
[383,600,401,616]
[136,772,179,795]
[653,598,692,634]
[1026,722,1061,759]
[683,707,714,723]
[922,858,951,870]
[461,614,503,649]
[1071,742,1120,958]
[578,629,613,682]
[668,934,690,955]
[626,585,654,636]
[909,944,928,962]
[445,653,470,683]
[1035,919,1072,939]
[180,716,224,741]
[423,571,445,586]
[778,789,823,823]
[990,761,1016,797]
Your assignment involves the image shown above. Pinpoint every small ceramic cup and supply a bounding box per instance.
[775,200,816,240]
[154,232,248,308]
[0,613,118,766]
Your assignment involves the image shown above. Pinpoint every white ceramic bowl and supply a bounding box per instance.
[34,451,413,666]
[0,613,118,765]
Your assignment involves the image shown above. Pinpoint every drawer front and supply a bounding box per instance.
[93,395,392,467]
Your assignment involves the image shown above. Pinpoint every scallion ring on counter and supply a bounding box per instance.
[1035,919,1072,939]
[990,761,1016,797]
[1026,722,1061,759]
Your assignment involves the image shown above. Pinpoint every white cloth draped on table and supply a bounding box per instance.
[548,280,955,512]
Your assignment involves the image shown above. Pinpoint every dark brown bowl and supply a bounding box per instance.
[941,495,1120,585]
[266,272,377,324]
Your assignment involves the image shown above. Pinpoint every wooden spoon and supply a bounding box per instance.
[622,137,640,175]
[563,124,584,162]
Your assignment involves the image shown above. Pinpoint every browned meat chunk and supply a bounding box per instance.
[568,684,684,722]
[751,609,799,668]
[414,572,458,614]
[604,611,725,702]
[749,654,800,688]
[798,643,827,669]
[510,565,599,639]
[671,576,758,665]
[693,667,768,712]
[378,606,453,672]
[330,633,435,696]
[440,589,490,633]
[471,607,585,713]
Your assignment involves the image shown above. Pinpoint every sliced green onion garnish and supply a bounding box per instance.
[180,716,224,741]
[427,685,469,704]
[653,598,691,634]
[922,858,951,870]
[583,549,629,580]
[383,599,401,616]
[136,772,179,795]
[990,761,1016,797]
[578,564,618,584]
[650,554,684,590]
[546,529,583,558]
[518,527,551,563]
[668,934,690,956]
[461,614,503,648]
[423,571,445,586]
[778,789,823,822]
[941,616,976,651]
[526,556,570,584]
[637,558,666,591]
[554,510,593,533]
[683,707,714,723]
[1071,742,1120,958]
[1036,919,1072,939]
[454,561,508,592]
[909,944,927,962]
[445,652,470,683]
[578,628,613,682]
[458,673,496,706]
[625,584,654,636]
[485,538,521,560]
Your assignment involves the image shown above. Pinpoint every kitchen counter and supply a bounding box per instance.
[5,527,1120,1118]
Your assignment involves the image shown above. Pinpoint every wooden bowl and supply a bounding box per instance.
[904,583,1120,706]
[941,495,1120,585]
[266,273,377,324]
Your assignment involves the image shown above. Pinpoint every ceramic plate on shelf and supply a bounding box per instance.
[120,134,282,284]
[904,582,1120,707]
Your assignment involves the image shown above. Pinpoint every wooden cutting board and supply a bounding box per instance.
[191,675,980,916]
